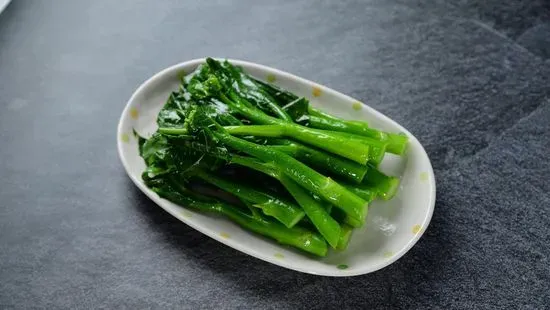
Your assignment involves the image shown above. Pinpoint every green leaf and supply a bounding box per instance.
[156,92,189,128]
[281,97,310,124]
[219,59,292,121]
[133,129,147,155]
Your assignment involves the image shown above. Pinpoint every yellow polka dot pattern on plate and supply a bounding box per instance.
[220,232,231,239]
[129,107,139,120]
[120,133,130,143]
[352,102,363,111]
[274,253,284,259]
[337,264,349,270]
[412,224,422,234]
[266,74,276,83]
[383,251,394,258]
[419,172,429,182]
[312,86,322,97]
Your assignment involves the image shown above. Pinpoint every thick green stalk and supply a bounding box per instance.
[308,106,353,122]
[277,174,341,249]
[363,163,400,200]
[154,184,327,256]
[222,204,327,257]
[320,130,387,164]
[267,140,368,183]
[224,125,286,137]
[251,78,410,156]
[345,185,377,202]
[308,110,369,131]
[249,80,408,155]
[217,134,368,226]
[231,155,343,248]
[308,114,408,155]
[241,199,262,219]
[231,136,369,185]
[158,127,188,135]
[230,155,280,178]
[219,95,371,165]
[336,224,354,251]
[194,169,305,228]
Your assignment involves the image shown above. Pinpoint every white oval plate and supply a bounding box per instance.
[117,58,436,276]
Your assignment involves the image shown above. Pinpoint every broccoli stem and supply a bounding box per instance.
[344,185,377,202]
[278,175,341,249]
[221,203,328,257]
[318,130,388,164]
[224,124,389,165]
[336,224,354,251]
[308,107,369,130]
[308,114,408,155]
[240,199,262,219]
[218,95,371,165]
[158,127,188,135]
[194,169,305,228]
[224,125,286,137]
[232,153,374,203]
[230,155,280,178]
[217,135,368,226]
[330,207,362,234]
[249,77,409,155]
[153,181,327,256]
[363,163,400,200]
[229,155,342,248]
[267,140,368,184]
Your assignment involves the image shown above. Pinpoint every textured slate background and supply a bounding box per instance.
[1,0,549,309]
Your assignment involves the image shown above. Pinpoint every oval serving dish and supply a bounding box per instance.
[117,58,436,276]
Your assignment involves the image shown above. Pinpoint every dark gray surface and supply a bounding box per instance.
[1,1,549,309]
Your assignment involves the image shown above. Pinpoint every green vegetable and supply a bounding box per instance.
[307,114,408,155]
[211,58,293,122]
[230,155,341,248]
[188,65,372,165]
[363,163,400,200]
[161,104,370,221]
[344,185,377,202]
[148,175,327,256]
[279,176,341,248]
[137,58,408,257]
[267,139,368,184]
[336,224,354,251]
[193,169,305,228]
[210,126,369,225]
[217,101,372,165]
[252,75,408,155]
[222,129,370,183]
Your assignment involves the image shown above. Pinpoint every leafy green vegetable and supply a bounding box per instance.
[266,139,368,184]
[136,57,408,257]
[183,69,373,165]
[229,155,342,248]
[148,174,327,256]
[194,168,305,228]
[336,224,354,251]
[252,75,409,155]
[363,163,401,200]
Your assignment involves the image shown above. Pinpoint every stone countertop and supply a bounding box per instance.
[1,1,549,309]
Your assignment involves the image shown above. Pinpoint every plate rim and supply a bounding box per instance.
[0,0,11,15]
